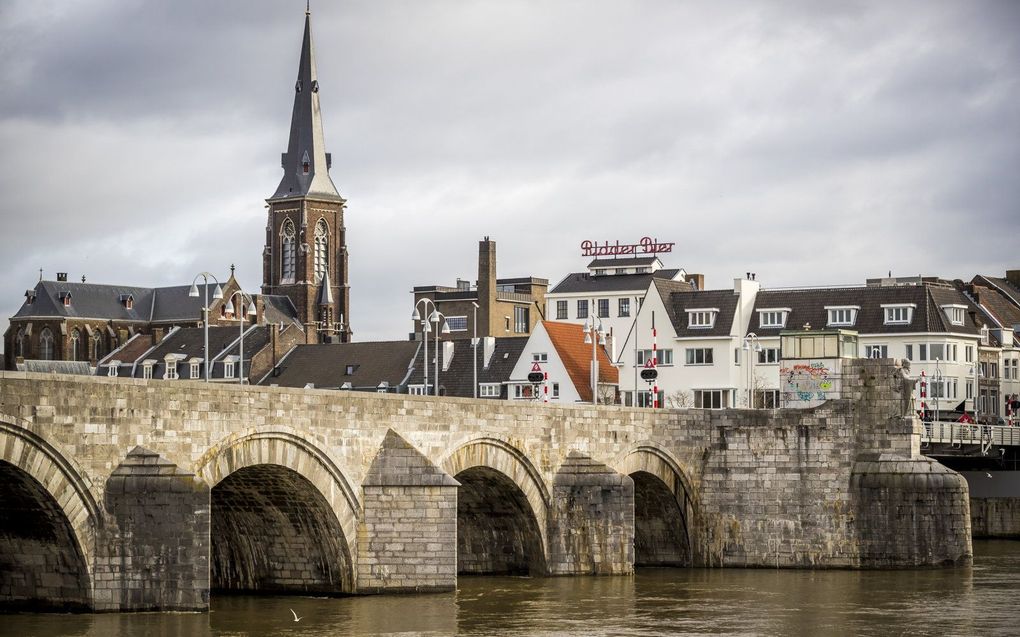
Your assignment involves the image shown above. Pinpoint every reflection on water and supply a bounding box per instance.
[2,541,1018,637]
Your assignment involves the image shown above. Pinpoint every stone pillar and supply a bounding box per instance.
[851,456,971,567]
[546,451,634,575]
[357,430,459,593]
[95,447,210,611]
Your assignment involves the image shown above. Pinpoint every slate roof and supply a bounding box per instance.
[750,285,981,336]
[108,326,245,379]
[653,280,740,338]
[405,337,528,398]
[14,281,155,322]
[542,322,618,403]
[270,11,341,201]
[261,341,420,390]
[10,278,302,332]
[587,257,661,268]
[974,275,1020,315]
[550,269,686,295]
[261,294,301,325]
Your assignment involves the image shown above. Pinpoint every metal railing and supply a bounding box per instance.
[921,421,1020,454]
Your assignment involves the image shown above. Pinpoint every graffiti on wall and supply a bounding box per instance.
[781,360,841,408]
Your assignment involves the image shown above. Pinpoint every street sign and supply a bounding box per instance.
[644,358,656,368]
[528,372,545,383]
[640,368,658,381]
[531,362,542,372]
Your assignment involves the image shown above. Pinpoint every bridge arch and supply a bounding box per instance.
[617,445,699,567]
[0,415,97,611]
[196,428,359,595]
[441,437,549,575]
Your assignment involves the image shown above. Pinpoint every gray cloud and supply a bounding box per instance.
[1,0,1018,346]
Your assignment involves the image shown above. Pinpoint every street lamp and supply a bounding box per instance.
[429,309,451,396]
[583,314,606,405]
[471,301,480,399]
[932,357,943,424]
[412,299,438,395]
[743,333,763,408]
[188,272,223,382]
[224,290,258,385]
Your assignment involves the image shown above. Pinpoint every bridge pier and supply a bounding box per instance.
[546,452,634,575]
[95,447,209,612]
[358,431,459,593]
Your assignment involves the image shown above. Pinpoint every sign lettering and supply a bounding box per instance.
[580,237,675,258]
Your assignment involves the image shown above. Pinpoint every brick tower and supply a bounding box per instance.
[262,6,351,344]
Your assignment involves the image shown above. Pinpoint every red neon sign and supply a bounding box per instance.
[580,237,675,258]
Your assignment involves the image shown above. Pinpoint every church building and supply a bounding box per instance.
[261,7,352,344]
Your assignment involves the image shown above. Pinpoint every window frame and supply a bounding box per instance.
[685,347,714,366]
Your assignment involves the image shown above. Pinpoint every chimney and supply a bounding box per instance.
[482,336,496,368]
[57,272,68,282]
[1007,270,1020,286]
[442,340,455,371]
[687,273,705,290]
[477,237,497,337]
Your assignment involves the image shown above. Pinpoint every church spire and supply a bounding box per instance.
[271,7,341,201]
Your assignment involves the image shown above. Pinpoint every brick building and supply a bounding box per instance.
[411,238,548,341]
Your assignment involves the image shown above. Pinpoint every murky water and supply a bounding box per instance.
[3,540,1017,637]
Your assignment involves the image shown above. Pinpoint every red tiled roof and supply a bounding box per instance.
[542,321,618,403]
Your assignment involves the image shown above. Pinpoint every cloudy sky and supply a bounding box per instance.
[1,0,1017,344]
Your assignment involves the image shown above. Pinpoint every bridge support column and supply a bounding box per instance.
[358,430,459,593]
[546,452,634,575]
[95,447,210,611]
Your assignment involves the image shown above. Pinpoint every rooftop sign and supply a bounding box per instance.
[580,237,675,257]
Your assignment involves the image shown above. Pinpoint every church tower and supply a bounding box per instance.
[262,6,351,343]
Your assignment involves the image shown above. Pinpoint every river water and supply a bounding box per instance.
[3,540,1017,637]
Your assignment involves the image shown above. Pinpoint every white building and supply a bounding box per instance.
[545,256,693,362]
[508,321,618,404]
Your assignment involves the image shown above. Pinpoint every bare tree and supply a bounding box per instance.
[665,389,693,409]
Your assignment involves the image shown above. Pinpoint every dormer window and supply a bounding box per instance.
[24,290,36,304]
[980,325,989,346]
[301,150,310,175]
[119,294,134,310]
[189,358,202,379]
[941,304,967,327]
[881,303,916,325]
[825,306,859,327]
[687,308,719,329]
[758,308,790,329]
[59,291,72,307]
[106,361,121,377]
[344,364,359,375]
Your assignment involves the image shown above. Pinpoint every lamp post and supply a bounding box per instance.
[188,272,223,382]
[224,290,257,385]
[932,357,943,424]
[471,301,479,399]
[743,333,762,408]
[412,299,437,395]
[583,314,606,405]
[429,309,451,396]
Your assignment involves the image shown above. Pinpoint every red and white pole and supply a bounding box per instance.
[544,371,548,403]
[652,311,658,408]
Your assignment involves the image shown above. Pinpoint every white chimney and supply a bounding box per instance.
[442,340,455,371]
[482,336,496,368]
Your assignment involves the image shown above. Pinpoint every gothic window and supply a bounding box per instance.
[70,329,81,361]
[15,328,25,358]
[314,219,328,283]
[281,220,296,283]
[39,328,54,361]
[92,331,104,361]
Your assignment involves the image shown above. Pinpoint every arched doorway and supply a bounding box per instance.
[455,466,546,575]
[0,460,91,611]
[631,471,691,566]
[211,464,353,595]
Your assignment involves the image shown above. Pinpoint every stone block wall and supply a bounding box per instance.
[969,498,1020,538]
[95,447,209,612]
[358,430,459,593]
[546,452,633,575]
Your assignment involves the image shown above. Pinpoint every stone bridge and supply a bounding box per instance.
[0,359,971,612]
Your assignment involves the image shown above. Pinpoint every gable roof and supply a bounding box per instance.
[14,281,155,322]
[405,337,528,398]
[750,285,981,336]
[261,341,420,390]
[551,269,687,295]
[973,275,1020,317]
[542,321,618,403]
[652,280,740,338]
